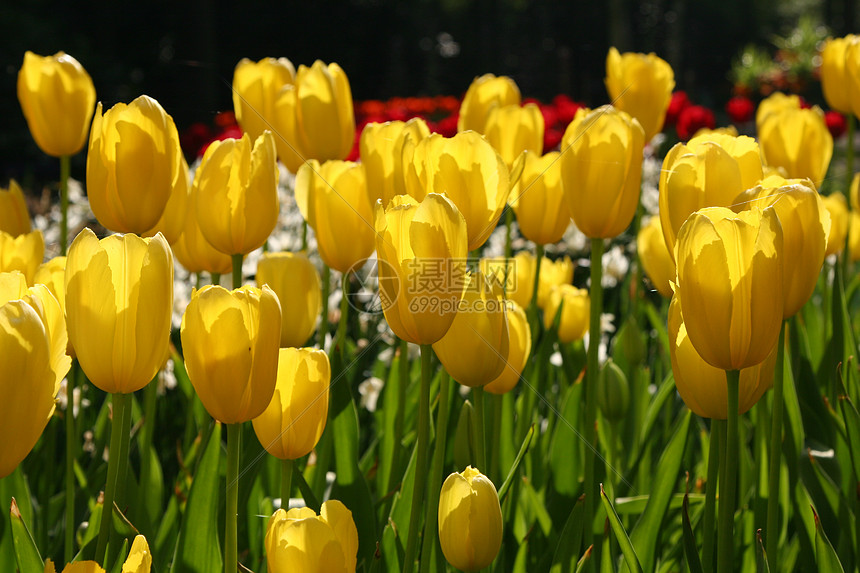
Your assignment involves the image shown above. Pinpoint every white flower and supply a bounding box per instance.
[601,245,630,288]
[358,377,385,412]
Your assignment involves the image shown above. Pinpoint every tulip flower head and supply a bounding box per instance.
[484,300,531,395]
[674,206,783,371]
[484,103,545,170]
[543,284,590,343]
[360,118,431,207]
[257,252,321,348]
[758,104,833,186]
[0,180,31,237]
[537,256,575,309]
[65,229,174,394]
[0,229,44,284]
[846,37,860,120]
[142,155,190,245]
[820,35,857,115]
[87,95,184,234]
[561,106,645,239]
[43,534,152,573]
[181,284,282,424]
[605,47,675,142]
[822,192,849,258]
[438,466,503,572]
[458,74,521,134]
[637,216,675,298]
[510,150,570,245]
[233,57,296,143]
[266,500,358,573]
[17,51,96,158]
[253,347,330,460]
[171,175,233,276]
[375,193,469,345]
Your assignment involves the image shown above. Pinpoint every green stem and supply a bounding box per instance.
[231,254,243,290]
[402,344,433,573]
[210,273,220,287]
[504,207,513,259]
[388,338,409,494]
[64,362,77,562]
[319,265,331,350]
[702,419,722,573]
[195,272,203,290]
[226,423,241,573]
[302,220,308,251]
[95,392,129,565]
[766,322,786,562]
[847,114,855,189]
[337,273,350,361]
[281,458,294,509]
[59,155,70,256]
[139,374,159,504]
[529,244,544,318]
[717,370,741,573]
[490,393,503,485]
[420,372,451,573]
[583,237,605,555]
[473,386,487,471]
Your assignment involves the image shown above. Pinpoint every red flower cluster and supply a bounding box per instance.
[725,96,754,123]
[665,91,717,141]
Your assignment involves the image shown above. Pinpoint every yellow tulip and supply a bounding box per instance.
[375,193,468,345]
[87,95,183,234]
[669,294,775,419]
[847,38,860,120]
[511,151,570,245]
[171,177,233,276]
[457,74,521,134]
[65,229,173,394]
[675,207,783,371]
[755,92,802,128]
[850,172,860,211]
[484,301,531,395]
[195,132,279,256]
[537,256,574,309]
[484,104,544,170]
[142,155,190,245]
[478,253,534,311]
[360,118,431,206]
[438,466,503,572]
[433,272,509,388]
[822,192,849,257]
[17,51,96,157]
[604,47,675,142]
[637,216,675,298]
[34,256,67,317]
[820,35,856,115]
[257,252,321,347]
[180,284,281,423]
[849,211,860,262]
[233,57,295,143]
[561,106,645,239]
[543,284,590,343]
[692,125,739,139]
[0,229,44,284]
[758,105,833,186]
[400,130,446,203]
[253,347,330,459]
[0,275,66,477]
[295,160,375,273]
[658,132,763,259]
[0,180,31,236]
[733,179,830,318]
[272,60,355,173]
[266,500,358,573]
[43,534,151,573]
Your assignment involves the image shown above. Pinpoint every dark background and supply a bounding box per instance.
[3,0,857,190]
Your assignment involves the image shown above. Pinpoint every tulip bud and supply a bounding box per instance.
[675,207,783,371]
[484,301,531,395]
[820,35,856,115]
[253,348,330,460]
[438,466,503,572]
[458,74,521,134]
[17,51,96,158]
[484,104,544,170]
[360,118,431,207]
[195,132,279,256]
[822,192,849,258]
[758,105,833,186]
[544,284,590,344]
[0,230,44,284]
[257,252,321,348]
[233,57,295,143]
[65,229,174,394]
[433,272,510,388]
[87,95,184,234]
[265,500,358,573]
[669,294,775,419]
[180,284,281,423]
[636,216,675,298]
[561,106,645,239]
[375,193,469,345]
[0,180,31,237]
[272,60,355,173]
[295,160,375,273]
[605,47,675,142]
[598,359,630,423]
[613,315,647,368]
[511,151,570,246]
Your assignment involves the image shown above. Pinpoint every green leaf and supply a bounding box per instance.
[10,497,42,572]
[575,546,594,573]
[172,421,223,573]
[293,461,321,513]
[837,374,860,481]
[109,538,129,573]
[812,505,845,573]
[601,484,643,573]
[629,409,692,572]
[682,487,703,573]
[755,529,770,573]
[0,468,32,568]
[549,382,583,497]
[550,495,585,573]
[498,424,535,502]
